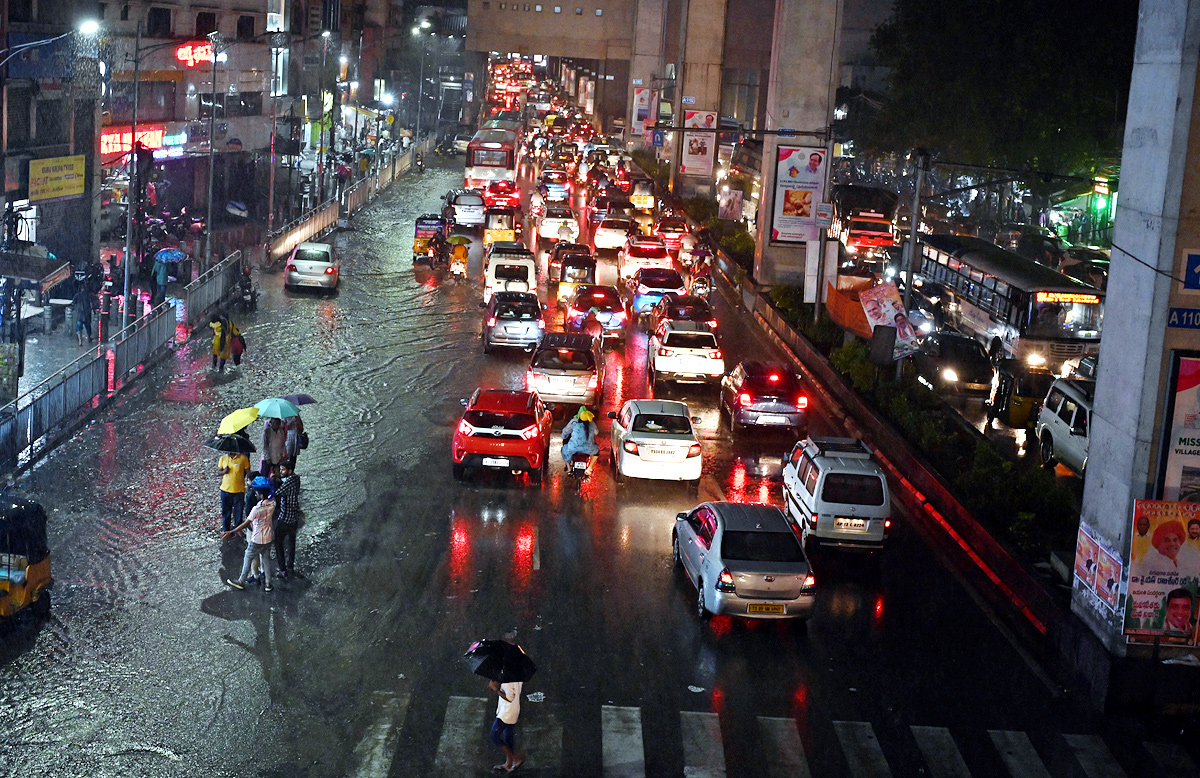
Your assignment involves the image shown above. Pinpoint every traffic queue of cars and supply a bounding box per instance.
[444,71,894,622]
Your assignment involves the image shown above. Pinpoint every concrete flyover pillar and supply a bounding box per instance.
[1074,0,1200,683]
[670,0,728,198]
[752,0,841,286]
[628,0,667,144]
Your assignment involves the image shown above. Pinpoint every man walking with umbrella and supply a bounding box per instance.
[489,676,524,772]
[464,637,535,773]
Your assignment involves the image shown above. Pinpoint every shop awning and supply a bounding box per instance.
[0,251,70,293]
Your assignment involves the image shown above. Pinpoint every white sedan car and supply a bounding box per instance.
[608,399,702,488]
[593,217,635,252]
[284,241,339,291]
[537,205,580,243]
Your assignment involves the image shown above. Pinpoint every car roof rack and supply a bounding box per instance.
[806,436,872,459]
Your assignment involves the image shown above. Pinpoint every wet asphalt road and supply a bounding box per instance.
[0,157,1143,778]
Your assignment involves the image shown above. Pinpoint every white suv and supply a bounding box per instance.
[781,436,892,551]
[617,236,672,282]
[648,321,724,387]
[1035,378,1093,476]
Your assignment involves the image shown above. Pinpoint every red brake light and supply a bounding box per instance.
[768,374,780,382]
[324,266,336,274]
[537,319,546,329]
[796,395,808,409]
[715,568,736,592]
[593,292,606,298]
[623,440,639,454]
[658,348,674,357]
[738,392,752,407]
[526,371,535,390]
[801,573,816,591]
[709,350,722,359]
[588,374,599,390]
[487,316,497,327]
[519,425,539,440]
[285,263,297,272]
[687,443,702,457]
[706,319,718,329]
[457,419,473,436]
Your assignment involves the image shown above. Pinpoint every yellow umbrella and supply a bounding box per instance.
[218,407,260,435]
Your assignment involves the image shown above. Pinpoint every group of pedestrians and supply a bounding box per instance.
[216,414,307,593]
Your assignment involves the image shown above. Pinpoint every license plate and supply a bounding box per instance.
[747,604,785,614]
[298,278,324,286]
[649,448,675,457]
[834,517,868,531]
[759,415,789,425]
[481,457,510,468]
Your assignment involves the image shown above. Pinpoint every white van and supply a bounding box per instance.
[781,436,892,551]
[484,253,537,303]
[1035,378,1093,475]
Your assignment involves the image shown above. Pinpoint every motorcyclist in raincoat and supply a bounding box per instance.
[560,406,600,467]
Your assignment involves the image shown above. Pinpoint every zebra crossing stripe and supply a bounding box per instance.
[349,692,411,778]
[602,705,646,778]
[757,716,811,778]
[834,721,894,778]
[988,730,1051,778]
[910,726,971,778]
[1144,742,1200,778]
[681,710,726,778]
[434,696,488,778]
[1063,734,1129,778]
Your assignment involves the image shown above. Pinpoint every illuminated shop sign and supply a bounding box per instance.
[1035,291,1101,305]
[101,128,165,154]
[175,41,226,67]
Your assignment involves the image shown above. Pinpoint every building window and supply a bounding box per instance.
[290,1,303,33]
[554,5,561,12]
[524,3,530,9]
[535,3,542,9]
[482,1,489,8]
[99,3,107,18]
[575,6,583,13]
[499,2,505,8]
[120,4,129,20]
[146,7,172,37]
[595,8,602,15]
[195,12,217,36]
[237,15,255,40]
[108,80,177,124]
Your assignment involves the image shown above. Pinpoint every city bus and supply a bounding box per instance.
[917,234,1103,375]
[464,129,519,190]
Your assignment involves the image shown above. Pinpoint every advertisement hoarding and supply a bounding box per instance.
[680,110,716,177]
[583,79,595,115]
[1157,352,1200,500]
[718,189,743,221]
[1124,500,1200,645]
[631,88,651,134]
[29,155,86,203]
[858,282,920,359]
[770,146,827,244]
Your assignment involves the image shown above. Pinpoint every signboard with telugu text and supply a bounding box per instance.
[1124,500,1200,645]
[28,155,85,203]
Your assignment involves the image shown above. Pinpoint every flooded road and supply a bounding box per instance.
[0,159,1160,778]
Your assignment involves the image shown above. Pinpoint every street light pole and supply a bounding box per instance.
[121,21,140,328]
[318,31,329,202]
[266,37,280,239]
[204,31,220,272]
[896,149,929,380]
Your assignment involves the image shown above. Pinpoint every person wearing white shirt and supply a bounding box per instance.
[488,679,523,772]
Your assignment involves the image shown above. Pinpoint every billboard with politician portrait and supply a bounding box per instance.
[1124,499,1200,645]
[680,110,716,177]
[770,146,826,244]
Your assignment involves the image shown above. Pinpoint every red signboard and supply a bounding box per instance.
[176,42,215,67]
[100,128,165,155]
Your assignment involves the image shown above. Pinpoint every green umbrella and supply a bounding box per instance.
[254,397,301,419]
[447,235,472,246]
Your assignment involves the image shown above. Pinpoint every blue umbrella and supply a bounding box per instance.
[155,247,186,263]
[254,397,301,419]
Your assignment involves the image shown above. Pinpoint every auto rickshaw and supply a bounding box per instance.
[413,214,448,263]
[0,498,52,620]
[985,358,1057,428]
[483,207,521,245]
[555,254,597,304]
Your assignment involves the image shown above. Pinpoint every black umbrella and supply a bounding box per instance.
[464,639,537,683]
[203,434,257,455]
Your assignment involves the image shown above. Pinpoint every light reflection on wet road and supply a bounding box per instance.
[0,158,1101,777]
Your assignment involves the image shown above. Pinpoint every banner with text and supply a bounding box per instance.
[859,282,920,359]
[631,88,651,134]
[680,110,716,177]
[1124,499,1200,645]
[770,146,826,243]
[29,155,85,203]
[1159,353,1200,501]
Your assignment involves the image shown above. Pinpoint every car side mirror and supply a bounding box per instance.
[541,303,548,310]
[479,302,487,309]
[607,411,617,419]
[691,416,701,423]
[459,398,468,406]
[676,512,689,521]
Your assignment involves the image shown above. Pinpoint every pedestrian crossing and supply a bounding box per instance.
[359,694,1199,778]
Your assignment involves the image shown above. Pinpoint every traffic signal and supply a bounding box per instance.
[134,142,154,179]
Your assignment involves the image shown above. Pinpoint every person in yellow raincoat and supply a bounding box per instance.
[209,314,242,373]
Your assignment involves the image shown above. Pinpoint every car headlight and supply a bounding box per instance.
[942,367,959,383]
[1027,353,1047,366]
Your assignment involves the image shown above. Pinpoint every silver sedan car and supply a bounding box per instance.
[673,502,817,621]
[285,242,339,291]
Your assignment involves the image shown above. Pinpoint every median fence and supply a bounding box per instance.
[183,250,244,328]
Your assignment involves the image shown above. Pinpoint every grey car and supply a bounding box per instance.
[673,502,817,621]
[526,332,603,407]
[482,291,545,353]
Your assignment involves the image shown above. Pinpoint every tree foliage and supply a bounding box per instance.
[863,0,1138,176]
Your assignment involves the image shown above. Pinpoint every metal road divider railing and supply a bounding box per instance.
[110,301,178,383]
[345,180,370,214]
[183,250,244,328]
[267,199,339,265]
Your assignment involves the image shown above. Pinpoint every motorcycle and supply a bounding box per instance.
[567,452,595,483]
[235,267,258,312]
[414,155,426,174]
[689,275,711,300]
[449,256,468,282]
[426,241,450,267]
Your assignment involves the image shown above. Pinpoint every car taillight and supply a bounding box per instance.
[588,374,599,390]
[715,569,736,592]
[612,310,626,320]
[738,392,752,407]
[537,319,546,329]
[686,443,702,458]
[706,319,718,329]
[623,440,639,455]
[658,348,674,357]
[709,350,722,359]
[884,518,892,534]
[519,425,539,440]
[797,395,809,409]
[801,573,817,592]
[324,266,336,274]
[567,306,582,317]
[286,263,297,273]
[526,371,535,390]
[457,419,473,436]
[487,316,497,327]
[808,513,818,527]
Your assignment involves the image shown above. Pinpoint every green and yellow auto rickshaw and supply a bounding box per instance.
[0,498,51,620]
[483,207,521,245]
[555,254,597,305]
[985,359,1057,428]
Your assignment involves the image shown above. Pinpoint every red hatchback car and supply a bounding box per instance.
[654,218,690,254]
[483,180,522,209]
[452,389,553,484]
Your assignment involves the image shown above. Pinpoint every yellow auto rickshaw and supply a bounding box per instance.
[0,498,52,620]
[556,253,597,304]
[483,207,520,245]
[985,359,1057,428]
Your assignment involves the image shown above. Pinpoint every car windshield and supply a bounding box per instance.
[295,248,330,263]
[1026,295,1104,339]
[600,219,632,231]
[544,172,568,184]
[533,348,595,370]
[455,195,484,206]
[495,302,539,320]
[937,337,989,363]
[575,289,622,311]
[745,374,799,393]
[658,220,687,232]
[820,473,886,506]
[629,245,669,259]
[663,331,717,349]
[546,207,573,219]
[631,413,692,434]
[666,303,710,319]
[464,410,535,430]
[639,271,684,288]
[487,213,515,229]
[494,264,531,281]
[720,530,805,563]
[562,265,593,282]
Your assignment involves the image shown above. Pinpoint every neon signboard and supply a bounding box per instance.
[176,42,215,67]
[100,128,164,155]
[1035,291,1101,305]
